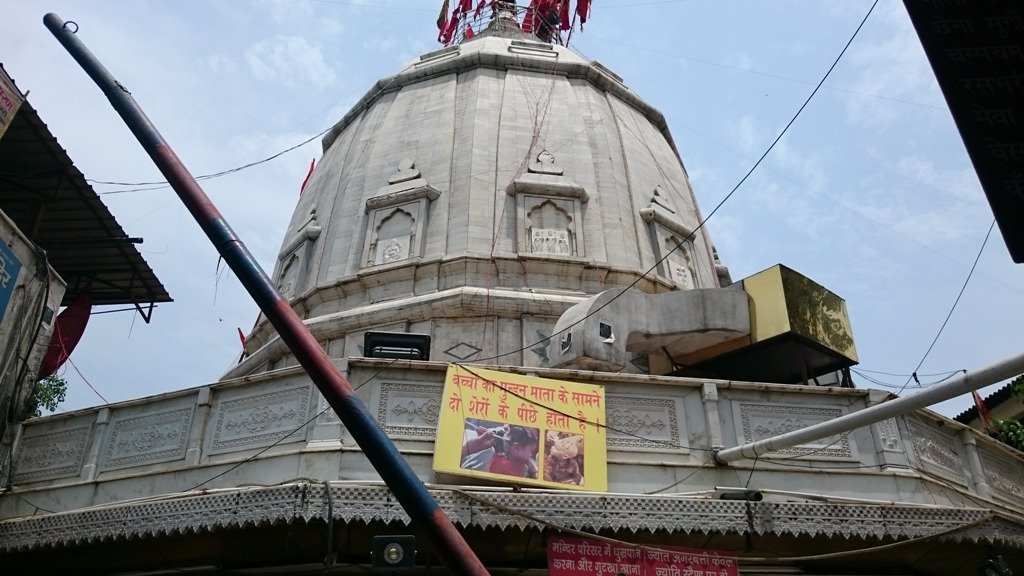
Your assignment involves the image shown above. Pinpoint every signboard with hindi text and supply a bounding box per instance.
[433,365,607,491]
[548,536,739,576]
[0,68,23,141]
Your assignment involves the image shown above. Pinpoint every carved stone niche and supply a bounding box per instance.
[275,206,322,300]
[641,186,698,289]
[362,159,441,267]
[506,150,588,258]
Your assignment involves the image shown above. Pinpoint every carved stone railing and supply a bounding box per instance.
[2,359,1022,521]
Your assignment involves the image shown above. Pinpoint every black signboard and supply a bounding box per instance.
[903,1,1024,263]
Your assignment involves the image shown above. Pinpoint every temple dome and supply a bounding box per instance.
[227,29,728,377]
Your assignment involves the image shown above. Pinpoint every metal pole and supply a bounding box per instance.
[714,350,1024,464]
[44,14,488,576]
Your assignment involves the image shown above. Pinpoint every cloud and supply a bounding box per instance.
[840,2,942,124]
[245,35,337,89]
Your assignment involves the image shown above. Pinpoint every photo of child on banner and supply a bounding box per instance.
[461,419,540,479]
[435,365,607,491]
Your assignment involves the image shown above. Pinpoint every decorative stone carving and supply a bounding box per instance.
[640,193,705,288]
[275,207,321,300]
[979,448,1024,506]
[209,385,312,454]
[387,158,421,184]
[434,318,496,364]
[0,483,1011,553]
[368,208,415,265]
[606,395,683,452]
[521,196,580,257]
[377,381,444,438]
[528,150,564,175]
[103,408,194,471]
[13,426,91,484]
[531,227,571,255]
[522,315,557,368]
[873,418,902,452]
[650,184,677,214]
[362,160,441,268]
[907,417,965,485]
[735,403,853,459]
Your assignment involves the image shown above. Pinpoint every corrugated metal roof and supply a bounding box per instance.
[0,65,171,318]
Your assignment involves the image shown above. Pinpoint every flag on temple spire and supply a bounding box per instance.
[437,0,450,29]
[559,0,571,31]
[577,0,592,27]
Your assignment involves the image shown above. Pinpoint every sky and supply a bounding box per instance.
[2,0,1021,419]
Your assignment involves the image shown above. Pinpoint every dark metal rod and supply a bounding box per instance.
[44,14,488,576]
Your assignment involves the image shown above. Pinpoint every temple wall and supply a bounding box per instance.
[4,359,1022,521]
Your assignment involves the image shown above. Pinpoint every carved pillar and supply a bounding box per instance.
[185,387,212,465]
[309,360,347,447]
[81,408,110,482]
[701,382,724,452]
[0,422,23,488]
[961,430,992,499]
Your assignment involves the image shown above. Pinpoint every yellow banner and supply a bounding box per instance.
[0,70,23,141]
[433,365,607,492]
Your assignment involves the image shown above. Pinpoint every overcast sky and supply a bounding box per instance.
[2,1,1021,419]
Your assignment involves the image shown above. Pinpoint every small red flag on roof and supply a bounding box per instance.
[299,158,315,195]
[972,390,996,435]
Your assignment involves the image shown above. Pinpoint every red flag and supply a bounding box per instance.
[522,0,540,32]
[442,7,461,45]
[973,390,996,434]
[237,327,247,347]
[474,0,487,18]
[465,25,475,40]
[437,0,450,29]
[559,0,571,30]
[299,158,315,195]
[576,0,591,26]
[460,0,472,13]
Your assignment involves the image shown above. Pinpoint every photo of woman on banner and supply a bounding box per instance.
[460,419,540,479]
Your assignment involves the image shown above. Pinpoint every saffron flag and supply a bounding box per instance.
[299,158,315,195]
[972,390,996,434]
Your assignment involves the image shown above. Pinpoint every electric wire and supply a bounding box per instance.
[8,3,987,554]
[89,127,331,193]
[464,0,880,366]
[184,359,397,492]
[451,485,997,565]
[895,219,997,396]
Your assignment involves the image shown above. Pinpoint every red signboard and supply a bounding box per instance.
[548,536,739,576]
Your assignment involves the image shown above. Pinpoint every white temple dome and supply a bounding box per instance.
[229,23,729,377]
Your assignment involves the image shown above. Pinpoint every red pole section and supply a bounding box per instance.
[44,13,488,576]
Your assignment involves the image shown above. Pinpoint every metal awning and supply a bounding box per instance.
[0,65,170,321]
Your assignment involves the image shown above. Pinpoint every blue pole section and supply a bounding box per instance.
[44,13,489,576]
